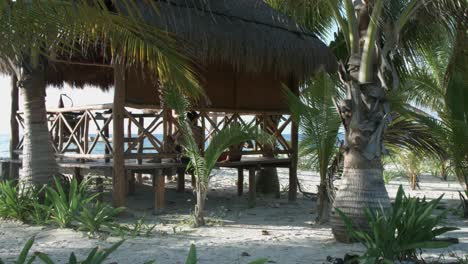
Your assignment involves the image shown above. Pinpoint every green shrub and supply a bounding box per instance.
[0,180,44,222]
[337,185,459,263]
[115,214,157,239]
[45,177,98,228]
[0,237,124,264]
[76,201,124,236]
[1,238,268,264]
[184,244,268,264]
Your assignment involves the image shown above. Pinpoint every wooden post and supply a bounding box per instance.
[128,170,136,195]
[177,167,185,192]
[96,177,104,202]
[9,75,20,180]
[112,62,127,208]
[289,79,299,202]
[83,113,89,163]
[136,117,144,184]
[104,117,110,163]
[237,168,244,196]
[73,167,83,184]
[153,169,165,214]
[248,167,256,208]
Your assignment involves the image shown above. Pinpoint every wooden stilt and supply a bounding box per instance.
[9,75,20,180]
[237,168,244,196]
[96,177,104,202]
[289,78,299,202]
[128,172,136,195]
[248,167,256,208]
[104,117,110,163]
[136,117,144,184]
[73,167,83,184]
[112,62,127,208]
[153,169,165,214]
[177,167,185,193]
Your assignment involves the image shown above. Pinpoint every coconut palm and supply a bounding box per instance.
[164,88,272,227]
[397,18,468,190]
[0,1,200,186]
[268,0,465,241]
[286,71,342,223]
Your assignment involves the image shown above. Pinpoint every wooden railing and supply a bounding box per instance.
[16,104,293,161]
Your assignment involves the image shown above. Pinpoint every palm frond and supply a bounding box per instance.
[204,125,273,180]
[286,71,341,178]
[0,0,201,97]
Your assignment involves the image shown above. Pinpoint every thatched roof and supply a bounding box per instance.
[116,0,336,81]
[5,0,337,111]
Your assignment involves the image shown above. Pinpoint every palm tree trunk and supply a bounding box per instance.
[194,182,206,227]
[331,150,389,242]
[316,183,331,224]
[19,67,57,186]
[331,0,391,242]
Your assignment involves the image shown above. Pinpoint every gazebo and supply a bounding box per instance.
[8,0,336,211]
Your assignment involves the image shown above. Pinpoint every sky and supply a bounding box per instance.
[0,74,113,136]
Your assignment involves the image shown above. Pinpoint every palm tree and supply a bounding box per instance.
[0,1,200,186]
[267,0,465,241]
[396,17,468,190]
[287,71,342,224]
[164,88,272,227]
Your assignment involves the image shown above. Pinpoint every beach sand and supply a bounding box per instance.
[0,169,467,263]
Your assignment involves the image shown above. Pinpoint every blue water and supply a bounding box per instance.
[0,133,344,158]
[0,134,295,158]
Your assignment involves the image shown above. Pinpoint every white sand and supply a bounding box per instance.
[0,169,467,264]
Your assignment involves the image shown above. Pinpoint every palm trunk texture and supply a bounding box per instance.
[331,1,391,242]
[19,67,58,186]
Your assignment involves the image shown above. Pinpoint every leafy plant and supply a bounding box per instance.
[337,185,459,263]
[45,177,98,228]
[164,88,272,227]
[184,244,268,264]
[0,237,124,264]
[459,191,468,218]
[395,151,423,190]
[0,236,36,264]
[286,71,341,224]
[76,201,124,236]
[115,214,158,239]
[0,180,44,222]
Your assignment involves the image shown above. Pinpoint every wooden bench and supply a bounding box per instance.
[3,157,291,213]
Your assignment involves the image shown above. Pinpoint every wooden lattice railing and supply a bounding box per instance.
[16,104,293,161]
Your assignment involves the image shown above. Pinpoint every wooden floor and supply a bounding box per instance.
[1,157,292,214]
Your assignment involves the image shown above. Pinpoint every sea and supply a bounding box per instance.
[0,133,297,158]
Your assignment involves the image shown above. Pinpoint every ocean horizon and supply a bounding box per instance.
[0,133,300,158]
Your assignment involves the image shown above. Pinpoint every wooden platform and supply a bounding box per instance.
[0,157,292,213]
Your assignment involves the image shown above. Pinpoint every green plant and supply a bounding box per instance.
[337,185,459,263]
[45,177,98,228]
[286,70,341,224]
[116,214,158,239]
[76,201,124,236]
[0,237,125,264]
[0,236,37,264]
[0,180,45,222]
[184,244,268,264]
[164,88,272,227]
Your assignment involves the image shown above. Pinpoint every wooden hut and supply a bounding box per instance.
[10,0,336,210]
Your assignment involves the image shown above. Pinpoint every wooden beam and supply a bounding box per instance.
[176,167,185,193]
[248,168,256,208]
[153,169,165,214]
[289,78,299,202]
[136,117,144,184]
[237,168,244,196]
[9,75,20,180]
[112,62,127,208]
